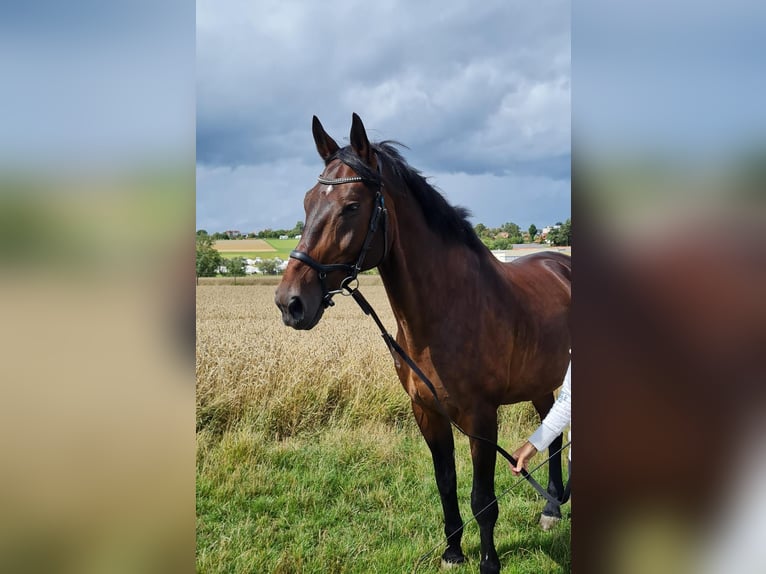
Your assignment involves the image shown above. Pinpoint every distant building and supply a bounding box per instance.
[540,224,560,243]
[279,234,288,240]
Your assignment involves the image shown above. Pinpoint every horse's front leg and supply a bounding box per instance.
[533,395,565,530]
[466,406,501,574]
[411,401,465,566]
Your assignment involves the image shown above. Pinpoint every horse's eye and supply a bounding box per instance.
[342,202,360,215]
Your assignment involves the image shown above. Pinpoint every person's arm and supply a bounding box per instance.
[511,362,571,475]
[528,365,570,452]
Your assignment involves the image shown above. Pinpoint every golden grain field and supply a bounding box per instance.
[196,276,541,440]
[196,277,418,438]
[213,238,276,252]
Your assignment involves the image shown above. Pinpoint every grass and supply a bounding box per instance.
[196,283,571,573]
[214,238,299,261]
[197,425,570,574]
[264,238,301,251]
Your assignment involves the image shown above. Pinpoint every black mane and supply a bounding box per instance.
[329,141,484,253]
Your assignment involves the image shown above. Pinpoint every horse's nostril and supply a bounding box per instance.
[287,296,304,321]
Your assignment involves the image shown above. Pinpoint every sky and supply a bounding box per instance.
[196,0,571,233]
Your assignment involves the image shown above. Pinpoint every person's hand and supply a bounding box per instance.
[510,441,538,476]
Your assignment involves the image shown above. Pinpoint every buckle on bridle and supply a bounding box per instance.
[340,276,359,294]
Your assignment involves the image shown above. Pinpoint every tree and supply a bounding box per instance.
[528,224,538,241]
[226,256,246,279]
[479,237,494,249]
[559,219,571,246]
[474,223,488,238]
[259,259,279,275]
[547,218,571,246]
[196,234,222,277]
[196,229,208,236]
[500,222,521,238]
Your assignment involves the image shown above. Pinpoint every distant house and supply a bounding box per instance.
[540,224,560,243]
[294,234,302,239]
[225,230,242,239]
[279,234,288,240]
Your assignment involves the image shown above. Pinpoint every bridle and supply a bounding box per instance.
[289,157,388,308]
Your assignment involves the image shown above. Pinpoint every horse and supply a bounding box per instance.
[274,113,571,573]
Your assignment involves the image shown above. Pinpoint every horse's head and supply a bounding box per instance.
[275,113,388,329]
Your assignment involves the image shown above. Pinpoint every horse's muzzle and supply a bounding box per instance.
[275,291,323,330]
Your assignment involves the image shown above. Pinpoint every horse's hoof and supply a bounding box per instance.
[441,557,465,569]
[441,548,465,568]
[479,561,501,574]
[539,513,561,531]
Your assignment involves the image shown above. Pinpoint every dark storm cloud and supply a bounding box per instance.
[196,0,570,230]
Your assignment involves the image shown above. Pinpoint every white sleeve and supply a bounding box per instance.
[528,361,571,452]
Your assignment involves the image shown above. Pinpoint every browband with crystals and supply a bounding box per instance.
[317,175,365,185]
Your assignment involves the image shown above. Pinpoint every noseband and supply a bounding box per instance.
[289,160,388,308]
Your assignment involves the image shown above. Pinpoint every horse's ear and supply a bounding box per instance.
[349,113,374,166]
[312,116,339,163]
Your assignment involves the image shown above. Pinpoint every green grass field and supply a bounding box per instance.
[196,284,570,573]
[265,238,301,253]
[197,425,570,574]
[217,238,298,261]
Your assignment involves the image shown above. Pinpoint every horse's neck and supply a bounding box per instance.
[377,205,490,342]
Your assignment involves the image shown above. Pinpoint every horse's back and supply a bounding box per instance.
[505,251,571,301]
[508,250,570,274]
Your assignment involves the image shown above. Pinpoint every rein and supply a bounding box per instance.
[349,287,571,507]
[289,158,570,506]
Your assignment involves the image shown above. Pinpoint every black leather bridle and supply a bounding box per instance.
[289,158,388,308]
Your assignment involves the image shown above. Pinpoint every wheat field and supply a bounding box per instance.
[196,277,417,438]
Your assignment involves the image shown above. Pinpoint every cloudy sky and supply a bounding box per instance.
[196,0,570,233]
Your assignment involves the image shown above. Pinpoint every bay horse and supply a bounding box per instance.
[274,113,571,573]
